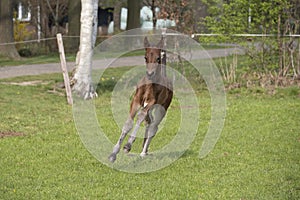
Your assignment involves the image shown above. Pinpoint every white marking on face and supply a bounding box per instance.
[143,102,148,108]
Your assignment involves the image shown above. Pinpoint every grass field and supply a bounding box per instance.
[0,54,75,67]
[0,49,146,67]
[0,69,299,199]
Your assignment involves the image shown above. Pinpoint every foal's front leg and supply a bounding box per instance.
[108,116,134,163]
[123,109,147,153]
[109,97,142,163]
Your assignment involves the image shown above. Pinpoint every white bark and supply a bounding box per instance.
[72,0,99,99]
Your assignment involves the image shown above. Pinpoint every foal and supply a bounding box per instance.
[108,37,173,163]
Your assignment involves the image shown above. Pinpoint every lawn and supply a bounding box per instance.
[0,70,299,199]
[0,53,75,67]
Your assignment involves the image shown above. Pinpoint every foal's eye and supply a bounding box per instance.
[144,56,148,61]
[156,57,161,63]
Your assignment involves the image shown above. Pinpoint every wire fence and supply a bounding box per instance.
[1,33,300,46]
[192,33,300,38]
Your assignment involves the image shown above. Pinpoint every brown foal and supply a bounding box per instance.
[108,37,173,163]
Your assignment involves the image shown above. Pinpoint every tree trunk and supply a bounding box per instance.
[277,13,284,76]
[113,1,122,33]
[126,0,140,30]
[151,0,157,29]
[0,0,20,59]
[67,0,81,53]
[39,0,51,53]
[72,0,98,100]
[193,0,208,33]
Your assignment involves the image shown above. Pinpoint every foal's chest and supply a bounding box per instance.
[141,83,164,107]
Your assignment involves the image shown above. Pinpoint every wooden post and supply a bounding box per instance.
[56,33,73,105]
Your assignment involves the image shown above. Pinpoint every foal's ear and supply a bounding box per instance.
[157,37,164,49]
[144,37,150,48]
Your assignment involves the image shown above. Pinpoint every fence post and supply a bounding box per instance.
[56,33,73,105]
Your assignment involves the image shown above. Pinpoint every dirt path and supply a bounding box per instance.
[0,48,243,79]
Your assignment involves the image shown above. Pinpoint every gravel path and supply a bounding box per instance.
[0,48,243,79]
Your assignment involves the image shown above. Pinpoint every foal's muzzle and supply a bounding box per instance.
[146,63,158,80]
[146,71,155,79]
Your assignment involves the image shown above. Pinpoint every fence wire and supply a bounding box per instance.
[1,33,300,46]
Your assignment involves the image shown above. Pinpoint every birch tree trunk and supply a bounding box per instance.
[72,0,99,99]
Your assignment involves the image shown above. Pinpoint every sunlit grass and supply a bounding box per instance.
[0,53,76,67]
[0,70,299,199]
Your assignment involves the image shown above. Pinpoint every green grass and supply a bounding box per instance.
[0,53,77,67]
[0,70,299,199]
[0,51,145,67]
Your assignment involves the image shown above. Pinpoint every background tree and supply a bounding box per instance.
[143,0,158,29]
[157,0,194,34]
[193,0,208,33]
[113,0,124,33]
[45,0,68,35]
[27,0,68,53]
[126,0,140,30]
[0,0,21,59]
[66,0,81,52]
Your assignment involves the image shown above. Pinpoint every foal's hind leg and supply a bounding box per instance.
[123,110,147,153]
[142,128,149,150]
[142,116,150,149]
[141,105,166,157]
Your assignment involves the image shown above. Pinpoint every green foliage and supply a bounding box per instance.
[202,0,291,35]
[0,53,76,67]
[202,0,300,77]
[97,77,118,94]
[14,21,34,43]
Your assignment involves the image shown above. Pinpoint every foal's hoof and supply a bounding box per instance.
[108,153,117,163]
[123,143,131,153]
[140,152,148,158]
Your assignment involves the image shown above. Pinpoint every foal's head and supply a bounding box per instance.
[144,37,164,80]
